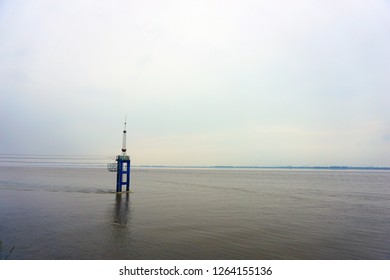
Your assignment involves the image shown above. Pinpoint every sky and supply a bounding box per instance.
[1,0,390,166]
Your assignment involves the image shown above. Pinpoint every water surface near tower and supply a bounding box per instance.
[1,166,390,259]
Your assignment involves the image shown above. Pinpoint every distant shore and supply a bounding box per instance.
[136,165,390,171]
[1,161,389,171]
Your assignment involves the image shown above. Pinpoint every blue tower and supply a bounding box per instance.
[108,120,131,192]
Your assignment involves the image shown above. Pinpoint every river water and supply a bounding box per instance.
[0,166,389,259]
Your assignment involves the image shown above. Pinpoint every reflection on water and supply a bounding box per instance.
[108,192,135,259]
[112,192,131,229]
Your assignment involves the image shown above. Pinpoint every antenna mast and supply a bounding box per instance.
[121,116,127,156]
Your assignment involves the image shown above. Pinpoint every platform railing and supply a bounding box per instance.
[107,163,117,172]
[116,155,130,160]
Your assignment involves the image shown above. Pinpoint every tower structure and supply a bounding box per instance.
[107,119,131,192]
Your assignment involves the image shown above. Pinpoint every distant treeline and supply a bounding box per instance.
[137,165,390,170]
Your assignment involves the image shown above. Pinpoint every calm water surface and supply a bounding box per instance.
[0,166,389,259]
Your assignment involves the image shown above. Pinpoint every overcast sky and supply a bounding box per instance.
[1,0,390,166]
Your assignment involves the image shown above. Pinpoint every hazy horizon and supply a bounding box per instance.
[1,0,390,166]
[1,153,389,170]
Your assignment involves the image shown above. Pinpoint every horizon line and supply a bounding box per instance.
[134,165,390,170]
